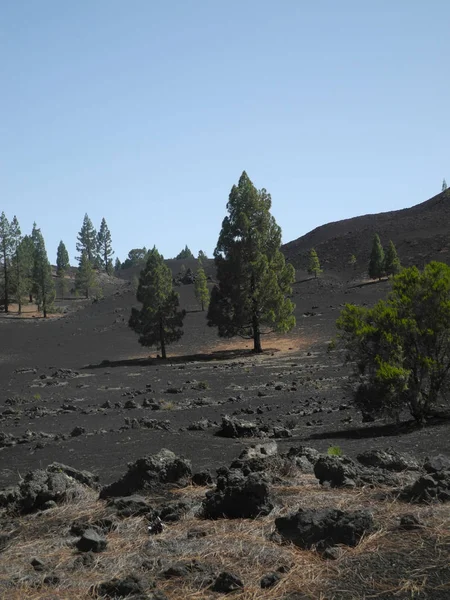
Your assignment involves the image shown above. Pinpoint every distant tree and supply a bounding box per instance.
[75,251,96,299]
[368,234,385,280]
[336,262,450,424]
[114,257,122,273]
[32,227,55,317]
[56,240,70,298]
[20,234,35,303]
[207,171,296,353]
[194,264,210,311]
[442,179,447,192]
[122,248,148,269]
[128,247,185,359]
[9,216,26,313]
[308,248,323,278]
[198,250,208,263]
[97,218,114,272]
[76,214,97,264]
[349,254,357,269]
[0,212,13,313]
[176,245,194,260]
[384,240,401,276]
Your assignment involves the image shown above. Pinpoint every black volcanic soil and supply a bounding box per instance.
[0,270,448,489]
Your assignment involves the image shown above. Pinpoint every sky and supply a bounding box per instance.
[1,1,449,264]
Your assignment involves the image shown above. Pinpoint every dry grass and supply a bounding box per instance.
[0,471,448,599]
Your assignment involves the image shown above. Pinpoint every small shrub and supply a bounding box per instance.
[32,393,41,402]
[327,445,342,457]
[195,381,210,390]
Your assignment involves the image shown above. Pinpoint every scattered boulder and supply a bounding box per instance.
[314,456,360,488]
[192,471,214,486]
[203,469,273,519]
[76,529,107,553]
[260,572,281,588]
[107,495,154,517]
[271,427,292,439]
[400,470,450,503]
[95,575,146,598]
[424,454,450,474]
[357,448,420,472]
[275,508,374,550]
[285,446,321,473]
[99,449,192,498]
[211,571,244,593]
[399,514,422,530]
[70,426,85,437]
[216,415,263,438]
[46,463,99,488]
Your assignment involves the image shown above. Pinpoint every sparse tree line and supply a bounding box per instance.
[128,172,296,357]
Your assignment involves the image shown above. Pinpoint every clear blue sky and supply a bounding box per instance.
[1,1,449,264]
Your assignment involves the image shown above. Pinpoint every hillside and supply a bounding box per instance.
[282,188,450,273]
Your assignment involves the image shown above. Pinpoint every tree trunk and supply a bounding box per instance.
[252,315,262,353]
[160,318,166,359]
[18,299,22,314]
[29,293,33,303]
[3,254,8,313]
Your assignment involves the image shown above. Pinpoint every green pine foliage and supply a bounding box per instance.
[114,257,122,273]
[76,214,97,264]
[121,248,148,269]
[56,241,70,298]
[75,251,97,299]
[336,262,450,424]
[368,233,385,279]
[207,171,296,353]
[175,245,194,260]
[0,212,13,312]
[194,264,210,311]
[384,240,401,276]
[197,250,208,263]
[10,216,29,313]
[32,226,55,317]
[442,178,447,192]
[128,247,186,359]
[97,218,114,272]
[308,248,322,278]
[18,235,35,304]
[349,254,357,269]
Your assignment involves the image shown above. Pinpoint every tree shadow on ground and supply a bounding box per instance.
[306,415,450,441]
[83,348,279,369]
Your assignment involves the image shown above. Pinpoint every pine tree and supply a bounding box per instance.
[114,257,121,273]
[76,214,97,264]
[308,248,322,278]
[97,218,114,272]
[368,234,385,280]
[175,245,194,260]
[198,250,208,263]
[194,263,210,311]
[9,216,25,313]
[75,251,96,298]
[128,247,185,359]
[32,227,55,317]
[56,241,70,298]
[207,171,296,353]
[0,212,13,313]
[349,254,357,269]
[442,179,447,192]
[384,240,401,276]
[19,235,35,304]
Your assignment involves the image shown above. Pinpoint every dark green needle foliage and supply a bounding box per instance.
[308,248,323,278]
[368,233,385,280]
[0,212,13,312]
[75,251,96,299]
[384,240,401,276]
[32,226,55,317]
[129,247,185,359]
[207,171,296,353]
[336,262,450,424]
[56,240,70,297]
[76,213,97,264]
[97,218,114,273]
[194,263,210,311]
[175,245,194,260]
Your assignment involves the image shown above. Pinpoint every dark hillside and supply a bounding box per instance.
[282,188,450,273]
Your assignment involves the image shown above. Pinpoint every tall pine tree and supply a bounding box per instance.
[308,248,322,278]
[194,263,210,311]
[56,241,70,297]
[0,212,13,313]
[97,218,114,273]
[384,240,401,276]
[76,214,97,264]
[207,171,295,352]
[32,227,55,317]
[9,216,25,313]
[75,251,96,298]
[129,247,185,359]
[368,234,385,280]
